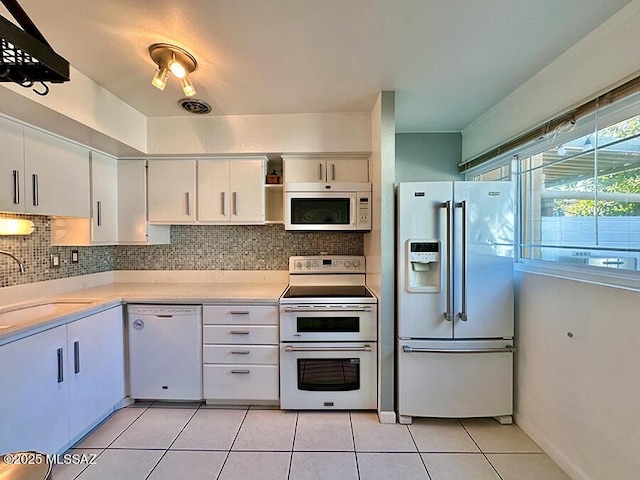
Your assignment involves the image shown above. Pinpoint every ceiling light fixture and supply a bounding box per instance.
[149,43,198,97]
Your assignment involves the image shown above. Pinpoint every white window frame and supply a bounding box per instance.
[466,92,640,291]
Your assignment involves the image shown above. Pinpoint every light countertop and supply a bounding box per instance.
[0,279,288,345]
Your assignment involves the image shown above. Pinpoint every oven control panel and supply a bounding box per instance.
[289,256,365,273]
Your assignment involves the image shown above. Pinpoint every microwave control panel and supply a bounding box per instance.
[356,193,371,230]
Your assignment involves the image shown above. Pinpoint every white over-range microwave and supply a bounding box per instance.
[284,183,372,231]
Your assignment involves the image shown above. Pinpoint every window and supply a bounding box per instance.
[470,163,512,182]
[519,112,640,272]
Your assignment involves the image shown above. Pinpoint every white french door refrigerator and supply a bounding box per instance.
[396,181,515,424]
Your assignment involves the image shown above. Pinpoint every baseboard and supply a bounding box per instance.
[377,410,396,424]
[515,413,590,480]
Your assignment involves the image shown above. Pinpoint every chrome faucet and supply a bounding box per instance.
[0,250,26,274]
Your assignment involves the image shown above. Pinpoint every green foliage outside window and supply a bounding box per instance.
[551,116,640,217]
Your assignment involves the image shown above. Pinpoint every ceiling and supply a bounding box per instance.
[1,0,633,132]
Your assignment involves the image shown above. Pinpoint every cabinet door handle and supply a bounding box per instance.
[232,192,238,216]
[231,369,250,374]
[318,163,323,180]
[57,347,64,383]
[185,192,191,216]
[331,163,335,181]
[12,170,20,204]
[230,350,251,355]
[221,192,226,216]
[74,341,80,374]
[96,201,102,227]
[230,330,250,335]
[32,173,39,206]
[229,310,250,315]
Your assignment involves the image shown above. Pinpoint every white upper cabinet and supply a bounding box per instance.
[198,158,265,224]
[0,117,25,213]
[198,159,230,222]
[50,151,119,246]
[283,156,369,183]
[117,160,170,244]
[148,157,265,224]
[0,119,90,217]
[90,152,118,243]
[148,160,197,223]
[24,129,90,217]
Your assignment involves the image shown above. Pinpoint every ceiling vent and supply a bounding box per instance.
[0,0,70,95]
[178,98,212,114]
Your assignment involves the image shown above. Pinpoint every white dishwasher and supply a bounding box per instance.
[127,305,202,400]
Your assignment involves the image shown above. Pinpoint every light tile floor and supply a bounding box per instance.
[51,402,571,480]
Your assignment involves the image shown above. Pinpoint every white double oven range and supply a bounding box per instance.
[279,256,378,410]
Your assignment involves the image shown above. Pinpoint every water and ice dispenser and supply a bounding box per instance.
[406,240,441,292]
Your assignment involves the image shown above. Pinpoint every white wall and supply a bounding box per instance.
[365,92,396,422]
[0,67,147,156]
[395,133,462,182]
[462,0,640,162]
[515,271,640,480]
[147,112,371,154]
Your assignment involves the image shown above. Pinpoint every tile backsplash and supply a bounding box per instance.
[0,214,364,288]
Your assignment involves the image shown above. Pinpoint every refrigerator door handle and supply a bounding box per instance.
[402,345,515,354]
[455,200,468,321]
[440,201,453,322]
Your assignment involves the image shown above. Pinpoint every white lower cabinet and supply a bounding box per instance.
[0,325,69,454]
[67,307,125,440]
[0,306,125,454]
[202,305,279,404]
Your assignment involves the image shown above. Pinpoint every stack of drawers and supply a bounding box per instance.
[202,305,279,404]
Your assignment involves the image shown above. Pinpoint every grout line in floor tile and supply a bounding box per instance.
[90,403,150,451]
[143,406,200,480]
[287,412,299,480]
[348,412,361,480]
[106,447,170,451]
[68,448,107,480]
[459,420,504,480]
[213,407,250,480]
[406,421,432,480]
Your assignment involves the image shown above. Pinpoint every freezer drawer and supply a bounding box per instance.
[397,339,513,420]
[203,364,279,401]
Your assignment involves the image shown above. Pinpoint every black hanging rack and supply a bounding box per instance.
[0,0,70,94]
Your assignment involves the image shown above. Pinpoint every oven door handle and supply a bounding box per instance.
[283,306,373,313]
[284,345,373,353]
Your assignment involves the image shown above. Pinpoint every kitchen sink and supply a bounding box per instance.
[0,300,96,330]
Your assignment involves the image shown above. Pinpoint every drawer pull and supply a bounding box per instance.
[229,311,250,315]
[231,369,250,374]
[230,350,251,355]
[230,330,250,335]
